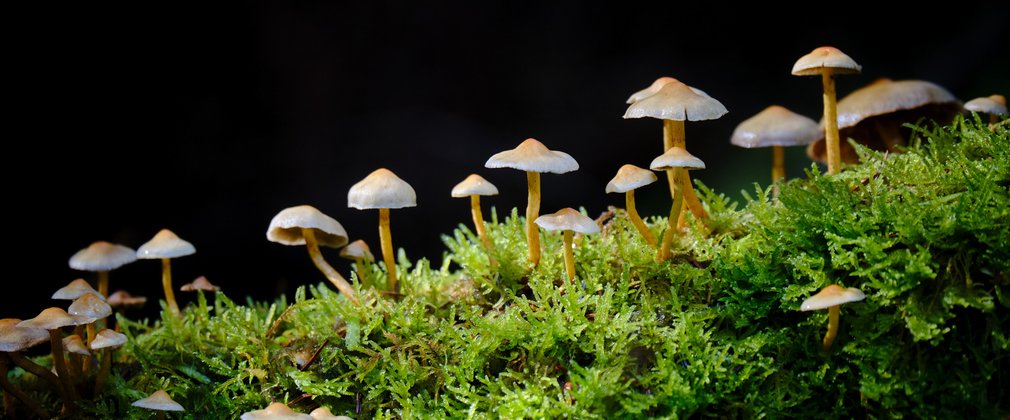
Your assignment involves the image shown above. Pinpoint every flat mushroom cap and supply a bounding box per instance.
[0,318,50,352]
[730,105,820,148]
[137,229,196,259]
[90,329,128,350]
[800,284,866,311]
[347,168,417,210]
[791,46,862,76]
[451,174,499,197]
[339,239,374,261]
[485,138,579,174]
[52,279,101,300]
[62,335,91,356]
[309,407,353,420]
[240,402,313,420]
[181,276,221,292]
[18,307,89,330]
[606,164,658,193]
[535,208,600,235]
[650,147,706,171]
[964,95,1008,116]
[107,290,147,309]
[267,205,349,247]
[623,79,728,121]
[69,241,137,272]
[132,389,185,412]
[68,293,113,322]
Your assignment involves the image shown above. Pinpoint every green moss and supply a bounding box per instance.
[9,117,1009,418]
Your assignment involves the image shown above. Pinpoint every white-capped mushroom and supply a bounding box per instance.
[68,241,137,297]
[348,168,417,293]
[792,46,862,175]
[605,164,658,245]
[534,208,600,283]
[137,229,196,317]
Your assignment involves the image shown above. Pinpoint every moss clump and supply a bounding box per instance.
[9,117,1009,418]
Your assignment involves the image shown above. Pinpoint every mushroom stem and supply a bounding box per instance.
[160,258,181,317]
[98,270,110,297]
[378,208,398,293]
[302,229,359,304]
[625,190,656,245]
[94,348,113,393]
[561,230,576,282]
[7,352,66,401]
[470,195,491,248]
[822,305,840,351]
[821,71,842,175]
[0,356,50,419]
[663,120,708,224]
[352,258,367,284]
[526,171,542,266]
[48,329,79,402]
[772,145,786,183]
[658,172,685,261]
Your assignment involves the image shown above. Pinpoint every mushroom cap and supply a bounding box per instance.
[68,293,113,322]
[69,241,137,272]
[267,205,349,248]
[90,329,128,350]
[132,389,185,412]
[606,164,658,193]
[62,335,91,356]
[309,407,353,420]
[107,290,148,309]
[800,284,866,311]
[964,95,1008,116]
[18,307,89,330]
[791,46,862,76]
[534,208,600,235]
[339,239,374,261]
[137,229,196,259]
[650,147,706,171]
[829,79,960,129]
[627,77,714,104]
[181,276,221,292]
[451,174,499,198]
[347,168,417,210]
[623,79,728,121]
[0,318,50,352]
[240,402,313,420]
[730,105,820,148]
[52,279,101,300]
[485,138,579,174]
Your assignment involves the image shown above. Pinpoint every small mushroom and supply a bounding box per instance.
[137,229,196,317]
[52,278,101,301]
[339,239,374,283]
[132,389,184,419]
[486,138,579,267]
[68,292,113,347]
[964,94,1007,125]
[267,205,357,303]
[107,290,148,310]
[68,241,137,297]
[348,168,417,294]
[801,284,866,351]
[730,105,819,185]
[61,335,90,381]
[18,308,89,402]
[605,164,658,245]
[310,406,353,420]
[90,329,127,392]
[240,402,312,420]
[792,46,862,175]
[180,276,221,292]
[451,174,499,248]
[534,208,600,283]
[0,319,59,418]
[650,147,706,261]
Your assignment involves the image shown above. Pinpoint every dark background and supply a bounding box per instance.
[5,3,1008,320]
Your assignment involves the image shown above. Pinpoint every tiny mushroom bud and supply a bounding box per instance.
[132,389,185,418]
[340,239,374,282]
[137,229,196,317]
[792,46,862,175]
[241,402,313,420]
[348,168,417,294]
[534,208,600,283]
[69,241,137,297]
[606,164,659,245]
[650,147,706,261]
[180,276,221,292]
[730,105,819,185]
[801,284,866,351]
[268,205,357,303]
[451,174,499,248]
[52,278,101,301]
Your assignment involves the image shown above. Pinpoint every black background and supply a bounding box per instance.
[5,2,1008,320]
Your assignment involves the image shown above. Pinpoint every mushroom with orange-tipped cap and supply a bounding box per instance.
[69,241,137,297]
[348,168,417,294]
[534,208,600,283]
[0,319,59,418]
[241,402,312,420]
[90,329,127,392]
[606,164,658,245]
[731,105,820,185]
[451,174,499,248]
[650,147,706,261]
[801,284,866,351]
[180,275,221,292]
[267,205,357,303]
[132,389,184,419]
[137,229,195,317]
[486,138,579,267]
[18,308,89,402]
[340,239,374,283]
[792,46,862,175]
[964,94,1007,125]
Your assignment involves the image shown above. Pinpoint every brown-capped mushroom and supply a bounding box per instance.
[792,46,862,174]
[348,168,417,294]
[137,229,196,317]
[18,308,89,402]
[0,319,59,418]
[180,275,221,292]
[605,164,658,245]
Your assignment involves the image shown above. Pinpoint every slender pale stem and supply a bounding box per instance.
[625,190,656,245]
[822,305,840,351]
[470,195,491,248]
[658,172,685,261]
[303,229,359,304]
[378,208,398,293]
[821,71,841,175]
[98,271,110,297]
[526,171,542,266]
[161,258,181,317]
[562,231,575,283]
[0,356,50,419]
[48,329,79,402]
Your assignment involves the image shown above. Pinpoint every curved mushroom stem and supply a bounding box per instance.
[302,229,359,304]
[470,195,491,248]
[525,171,542,267]
[625,190,656,245]
[160,258,181,317]
[378,208,398,293]
[48,329,79,403]
[822,305,840,351]
[658,172,685,261]
[0,355,50,419]
[821,71,842,175]
[562,230,576,283]
[94,348,113,393]
[7,352,67,402]
[663,120,709,226]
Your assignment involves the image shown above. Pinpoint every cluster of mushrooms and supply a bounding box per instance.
[2,46,1005,418]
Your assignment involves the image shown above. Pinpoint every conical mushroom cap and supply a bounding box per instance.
[0,318,50,352]
[18,307,89,330]
[52,279,101,300]
[485,138,579,174]
[107,290,147,309]
[90,329,128,350]
[626,77,713,104]
[132,389,185,412]
[62,335,91,356]
[339,239,373,261]
[451,174,499,197]
[650,147,706,171]
[800,285,866,311]
[68,293,113,322]
[964,95,1008,116]
[309,406,352,420]
[535,208,600,235]
[730,105,820,148]
[241,402,313,420]
[347,168,417,210]
[606,164,658,193]
[137,229,196,259]
[180,276,221,292]
[69,241,137,272]
[267,205,349,247]
[623,79,728,121]
[791,46,861,76]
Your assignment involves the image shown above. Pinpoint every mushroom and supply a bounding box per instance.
[339,239,374,283]
[240,402,312,420]
[624,78,727,227]
[730,105,820,186]
[137,229,196,317]
[451,174,499,248]
[17,308,88,402]
[605,164,658,245]
[485,138,579,266]
[650,147,706,261]
[791,46,862,174]
[310,406,353,420]
[90,328,127,392]
[68,291,113,348]
[534,208,600,283]
[107,290,147,331]
[348,168,417,294]
[180,275,221,292]
[964,94,1007,125]
[52,278,101,301]
[801,284,866,351]
[61,335,90,380]
[806,79,961,165]
[68,241,137,297]
[267,205,357,303]
[0,319,59,418]
[132,389,184,419]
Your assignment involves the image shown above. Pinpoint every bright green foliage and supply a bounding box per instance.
[8,117,1009,418]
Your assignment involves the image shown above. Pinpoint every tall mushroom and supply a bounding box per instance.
[964,94,1007,125]
[730,105,820,187]
[68,241,137,297]
[801,284,866,351]
[348,168,417,294]
[534,208,600,283]
[340,240,374,283]
[136,229,196,317]
[267,204,358,302]
[18,308,88,402]
[485,138,579,266]
[650,147,706,261]
[0,319,59,418]
[792,46,862,175]
[451,174,499,248]
[605,164,658,245]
